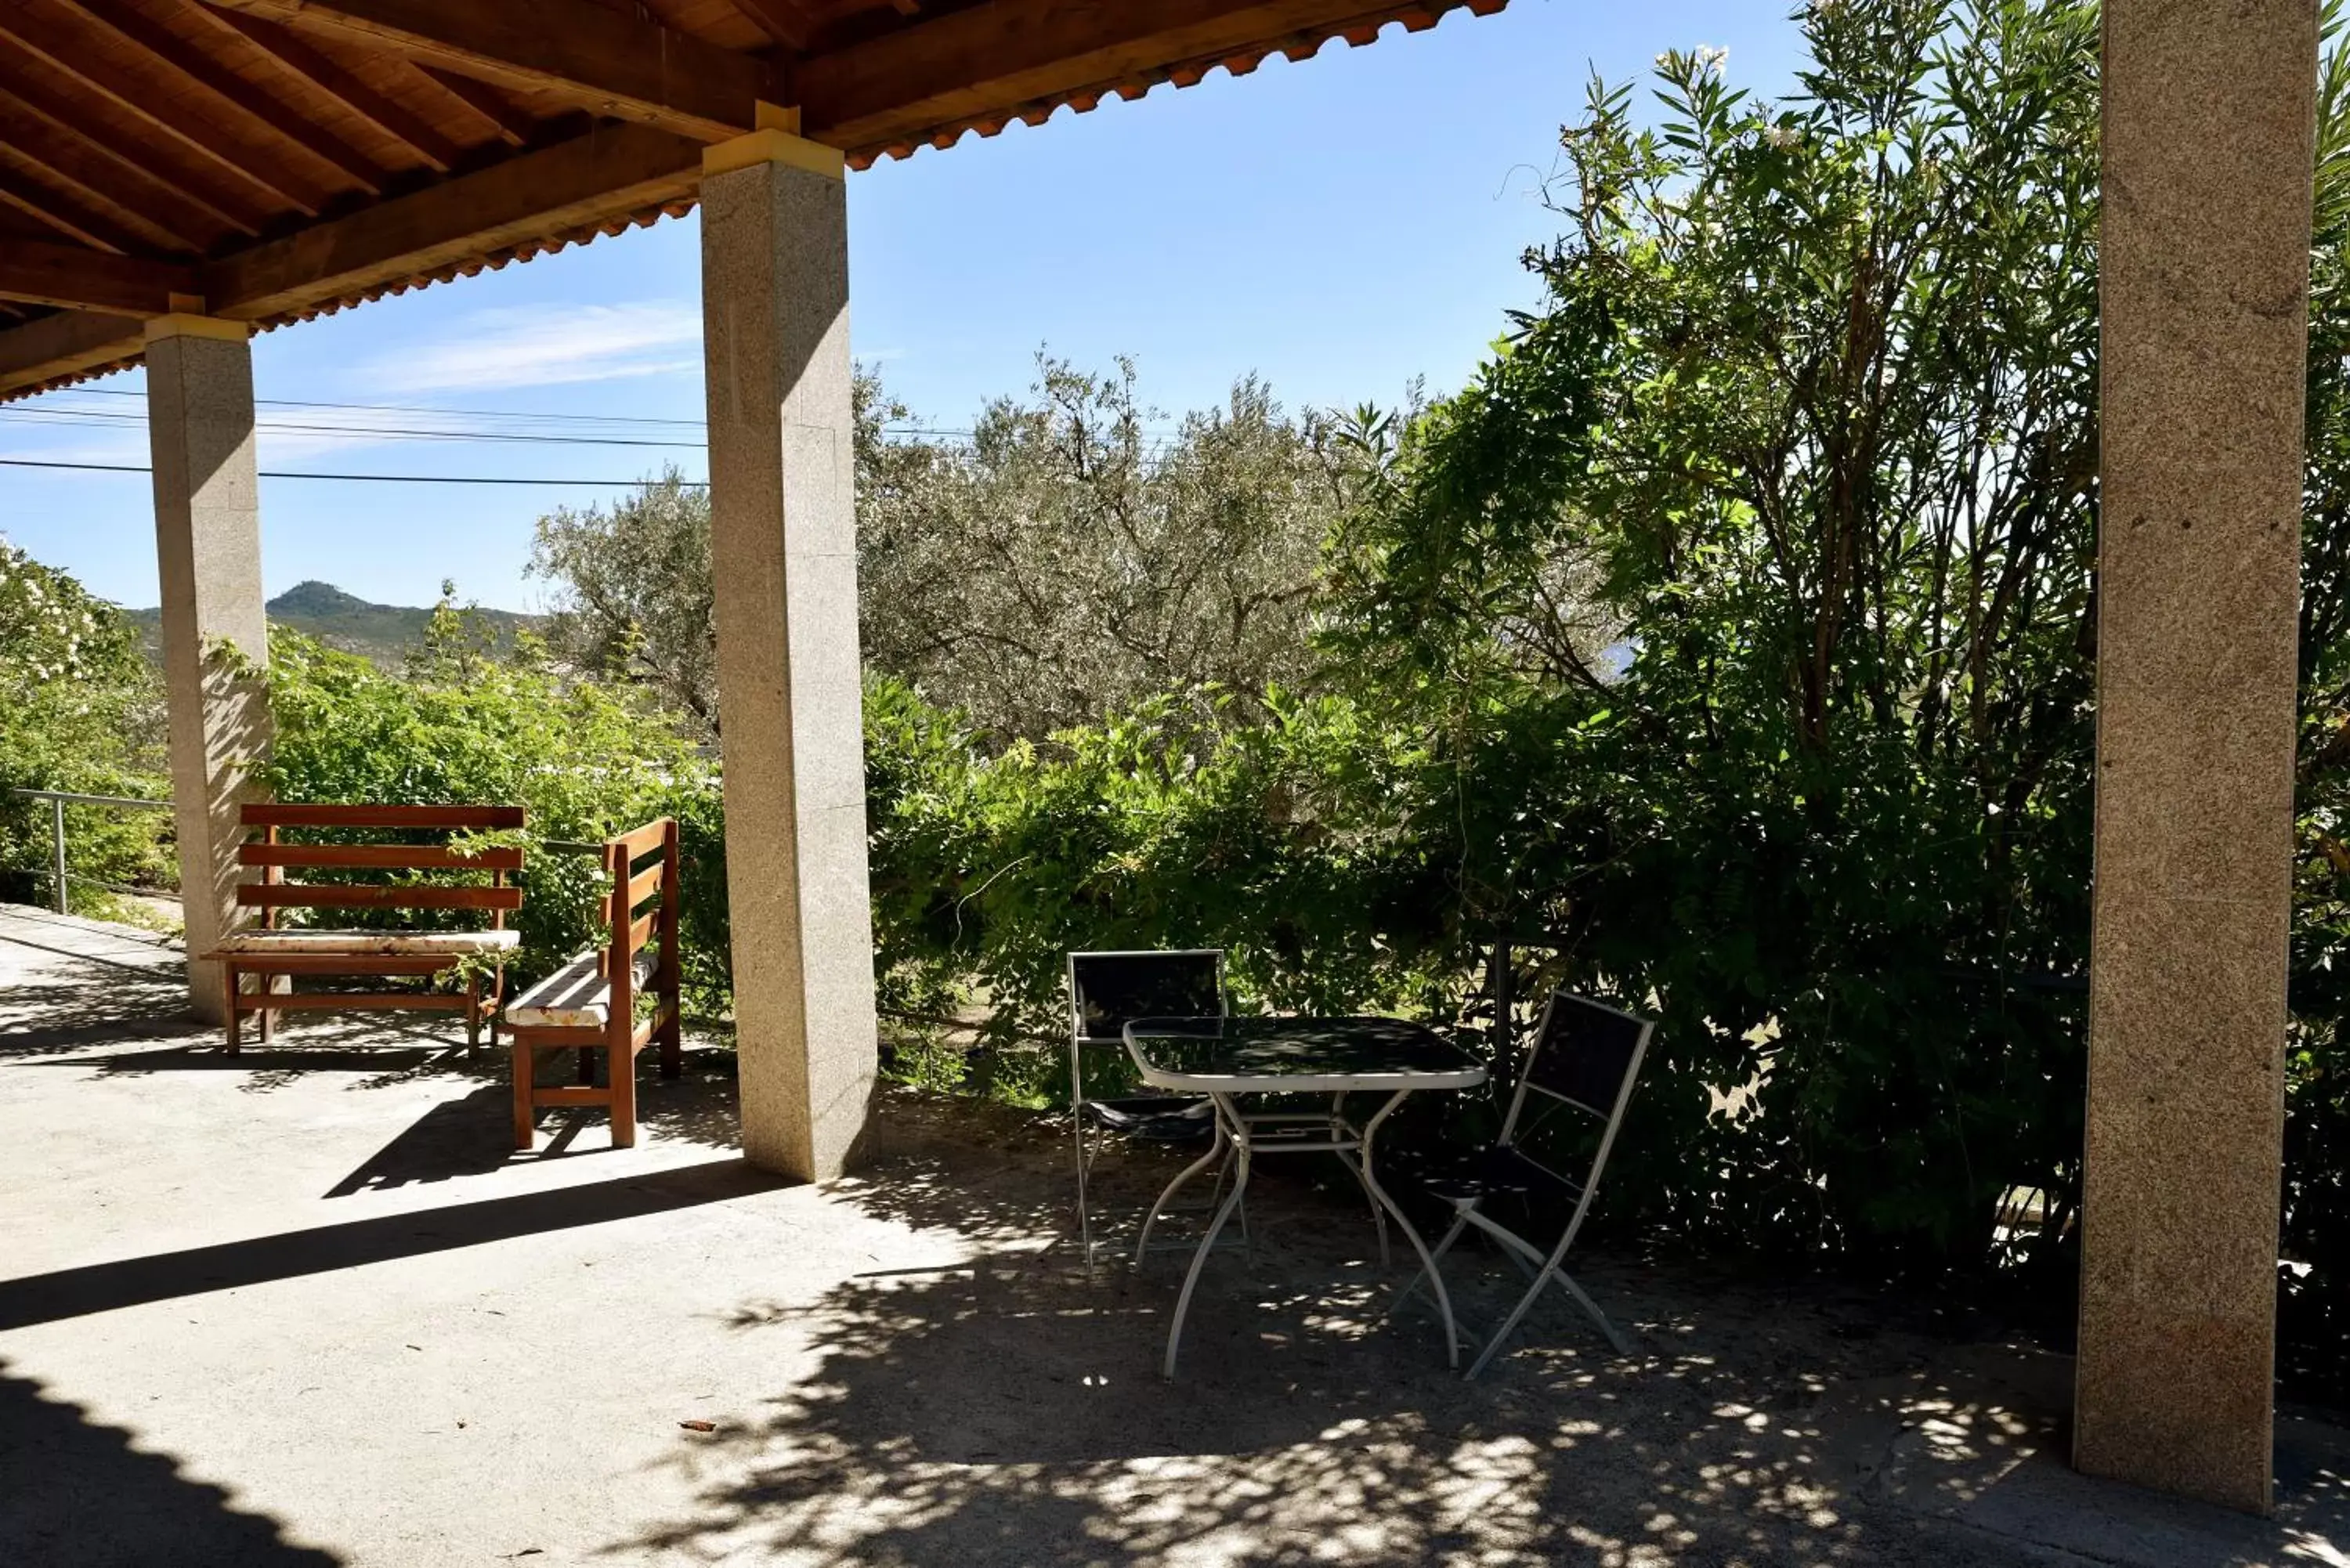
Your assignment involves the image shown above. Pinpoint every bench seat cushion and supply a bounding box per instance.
[212,928,521,957]
[505,950,655,1030]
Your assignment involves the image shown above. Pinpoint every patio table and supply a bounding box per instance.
[1122,1014,1488,1378]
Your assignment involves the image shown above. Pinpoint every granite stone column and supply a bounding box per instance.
[2076,0,2317,1512]
[145,314,271,1024]
[699,127,878,1181]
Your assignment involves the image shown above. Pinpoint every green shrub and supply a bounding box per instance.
[259,601,728,1009]
[0,541,172,917]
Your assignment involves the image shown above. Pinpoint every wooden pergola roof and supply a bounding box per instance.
[0,0,1507,401]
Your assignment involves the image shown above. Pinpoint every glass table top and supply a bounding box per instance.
[1122,1014,1487,1091]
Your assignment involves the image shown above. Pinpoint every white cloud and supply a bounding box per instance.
[361,302,703,393]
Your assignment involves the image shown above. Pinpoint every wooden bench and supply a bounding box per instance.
[205,804,524,1054]
[506,818,682,1150]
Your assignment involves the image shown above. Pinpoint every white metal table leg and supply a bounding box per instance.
[1358,1089,1461,1368]
[1330,1093,1389,1263]
[1134,1115,1231,1264]
[1162,1093,1251,1379]
[1389,1208,1471,1318]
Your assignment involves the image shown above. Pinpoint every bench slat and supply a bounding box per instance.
[237,883,524,911]
[528,1086,613,1107]
[239,844,525,871]
[624,862,663,911]
[241,804,526,829]
[233,992,472,1013]
[612,818,670,859]
[219,953,458,975]
[626,909,657,954]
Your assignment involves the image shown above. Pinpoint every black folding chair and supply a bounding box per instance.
[1393,987,1653,1378]
[1067,948,1234,1268]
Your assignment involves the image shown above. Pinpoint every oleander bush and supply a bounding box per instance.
[0,540,172,919]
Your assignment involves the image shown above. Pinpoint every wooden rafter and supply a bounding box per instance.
[0,99,215,252]
[54,0,386,195]
[0,162,149,255]
[0,239,201,315]
[198,6,465,172]
[193,0,777,141]
[0,2,324,215]
[730,0,822,49]
[0,56,268,238]
[416,64,537,148]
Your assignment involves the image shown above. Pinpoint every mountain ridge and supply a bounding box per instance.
[124,580,540,668]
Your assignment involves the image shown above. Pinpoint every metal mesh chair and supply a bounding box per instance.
[1393,987,1654,1378]
[1068,948,1230,1267]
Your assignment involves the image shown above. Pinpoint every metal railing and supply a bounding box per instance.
[8,788,175,914]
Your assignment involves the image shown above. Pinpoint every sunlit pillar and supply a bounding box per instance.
[2077,0,2316,1512]
[698,119,878,1181]
[144,314,270,1024]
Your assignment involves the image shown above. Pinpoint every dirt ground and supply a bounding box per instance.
[3,902,2347,1567]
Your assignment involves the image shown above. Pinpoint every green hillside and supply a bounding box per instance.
[125,581,539,669]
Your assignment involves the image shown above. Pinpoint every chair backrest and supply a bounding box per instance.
[1500,988,1654,1154]
[235,803,526,930]
[1066,949,1226,1046]
[602,818,680,1012]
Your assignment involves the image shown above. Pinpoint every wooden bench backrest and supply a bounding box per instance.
[236,804,526,924]
[602,818,680,1016]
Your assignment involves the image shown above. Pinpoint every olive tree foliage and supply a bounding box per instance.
[527,469,718,741]
[858,357,1342,742]
[527,360,1343,748]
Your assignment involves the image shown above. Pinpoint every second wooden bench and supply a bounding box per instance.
[505,818,682,1150]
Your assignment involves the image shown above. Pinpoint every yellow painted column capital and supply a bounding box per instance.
[703,105,845,182]
[144,314,251,345]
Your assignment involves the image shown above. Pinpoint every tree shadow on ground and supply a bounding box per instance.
[606,1090,2350,1568]
[0,970,199,1059]
[0,1359,342,1567]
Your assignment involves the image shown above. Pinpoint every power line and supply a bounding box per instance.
[0,457,705,488]
[0,406,709,450]
[41,383,1173,440]
[3,400,982,443]
[59,384,711,429]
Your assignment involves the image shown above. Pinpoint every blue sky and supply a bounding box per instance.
[0,0,1806,612]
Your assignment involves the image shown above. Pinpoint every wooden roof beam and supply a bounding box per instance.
[198,7,467,173]
[56,0,387,196]
[0,240,201,316]
[0,119,707,397]
[195,0,779,141]
[199,120,707,321]
[800,0,1503,151]
[0,307,144,398]
[0,4,327,214]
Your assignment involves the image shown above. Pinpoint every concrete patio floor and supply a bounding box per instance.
[4,904,2348,1567]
